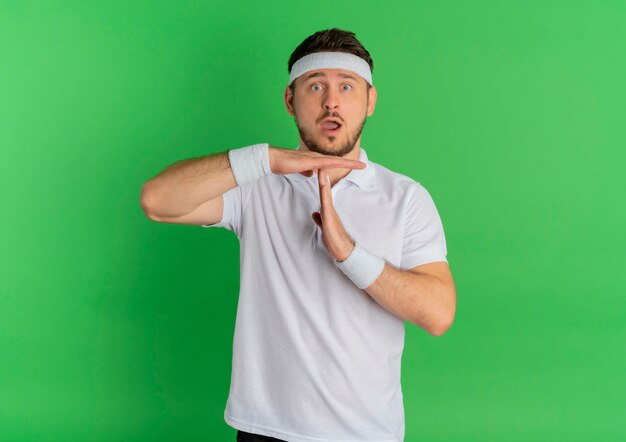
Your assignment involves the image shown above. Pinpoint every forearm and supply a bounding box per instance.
[364,263,455,335]
[140,150,237,218]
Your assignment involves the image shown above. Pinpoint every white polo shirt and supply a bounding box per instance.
[202,147,448,442]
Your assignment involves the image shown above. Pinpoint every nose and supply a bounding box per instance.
[322,87,339,111]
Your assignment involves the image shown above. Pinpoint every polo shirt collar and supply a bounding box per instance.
[283,147,375,190]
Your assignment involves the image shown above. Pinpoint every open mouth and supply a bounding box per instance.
[321,121,342,134]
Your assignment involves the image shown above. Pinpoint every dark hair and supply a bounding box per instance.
[287,28,373,92]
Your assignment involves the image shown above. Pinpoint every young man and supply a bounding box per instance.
[140,28,456,442]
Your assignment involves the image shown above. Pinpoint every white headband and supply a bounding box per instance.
[288,51,373,86]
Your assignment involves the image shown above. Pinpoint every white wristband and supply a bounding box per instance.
[335,241,385,289]
[227,143,272,187]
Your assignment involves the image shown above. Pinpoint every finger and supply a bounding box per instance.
[311,158,366,171]
[317,168,325,215]
[317,169,333,221]
[293,158,364,177]
[318,167,326,188]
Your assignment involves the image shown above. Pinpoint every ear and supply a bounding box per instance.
[284,85,295,116]
[366,85,377,116]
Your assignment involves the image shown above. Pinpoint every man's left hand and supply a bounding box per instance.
[311,168,355,262]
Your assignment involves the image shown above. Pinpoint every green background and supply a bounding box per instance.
[1,1,624,441]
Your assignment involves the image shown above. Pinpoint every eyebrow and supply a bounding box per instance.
[302,72,358,82]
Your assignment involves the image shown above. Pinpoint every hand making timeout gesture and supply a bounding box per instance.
[269,146,360,262]
[311,168,356,262]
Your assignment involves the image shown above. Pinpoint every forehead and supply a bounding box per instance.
[299,69,362,84]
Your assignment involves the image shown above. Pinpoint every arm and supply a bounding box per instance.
[139,150,236,220]
[140,144,367,223]
[312,168,456,336]
[363,261,456,336]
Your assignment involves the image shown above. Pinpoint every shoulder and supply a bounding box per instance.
[369,160,428,199]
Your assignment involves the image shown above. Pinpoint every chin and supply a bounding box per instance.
[297,124,357,157]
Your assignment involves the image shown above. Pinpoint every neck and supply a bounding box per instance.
[296,142,361,187]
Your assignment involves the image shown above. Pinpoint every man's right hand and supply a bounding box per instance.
[268,146,366,177]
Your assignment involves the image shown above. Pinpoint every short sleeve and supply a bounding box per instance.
[201,185,243,237]
[399,183,448,270]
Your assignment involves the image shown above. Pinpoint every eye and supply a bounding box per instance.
[342,84,352,91]
[311,84,322,91]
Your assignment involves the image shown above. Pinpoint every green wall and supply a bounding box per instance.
[1,1,624,441]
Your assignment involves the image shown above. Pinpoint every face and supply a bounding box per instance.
[284,68,377,157]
